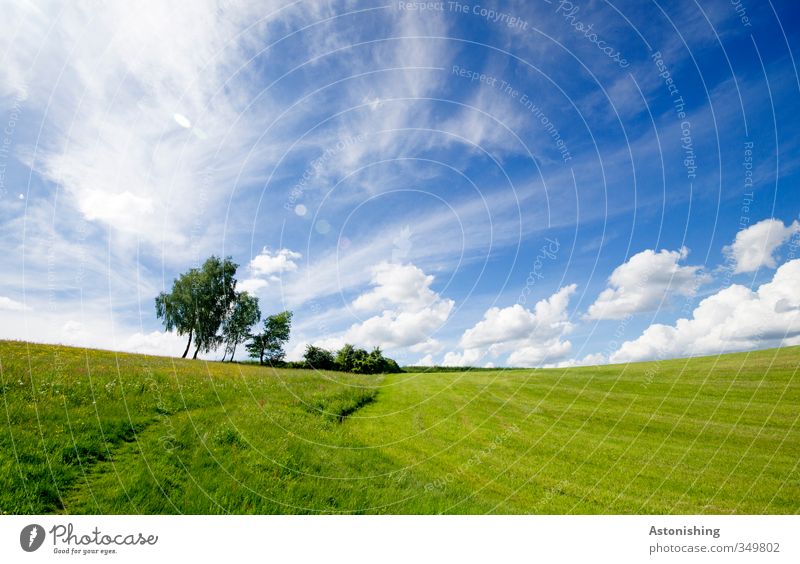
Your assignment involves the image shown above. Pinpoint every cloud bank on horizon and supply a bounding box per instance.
[1,0,799,367]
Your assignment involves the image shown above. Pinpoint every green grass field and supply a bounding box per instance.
[1,340,798,514]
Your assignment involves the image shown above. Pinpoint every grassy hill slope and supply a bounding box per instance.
[1,340,797,514]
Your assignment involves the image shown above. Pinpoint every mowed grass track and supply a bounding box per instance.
[0,340,797,514]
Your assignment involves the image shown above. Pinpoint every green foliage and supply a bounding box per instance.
[221,292,260,361]
[246,311,292,365]
[192,256,238,358]
[306,387,378,423]
[303,345,336,370]
[155,255,238,359]
[155,268,203,357]
[322,344,402,374]
[334,343,357,372]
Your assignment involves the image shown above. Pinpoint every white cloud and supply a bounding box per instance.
[239,248,302,295]
[461,285,577,353]
[250,248,302,277]
[353,262,441,312]
[309,262,453,353]
[723,218,800,274]
[551,352,607,368]
[0,296,28,311]
[443,285,578,367]
[508,339,573,367]
[409,339,444,354]
[121,331,190,357]
[442,348,483,367]
[237,278,269,295]
[2,1,286,255]
[344,263,453,350]
[344,302,452,350]
[586,247,707,320]
[610,259,800,363]
[415,354,435,366]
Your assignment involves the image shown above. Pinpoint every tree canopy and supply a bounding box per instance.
[247,310,293,365]
[221,291,261,362]
[155,255,237,359]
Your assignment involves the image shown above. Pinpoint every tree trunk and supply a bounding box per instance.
[230,343,236,362]
[221,348,227,362]
[259,350,264,365]
[193,342,200,360]
[181,330,192,358]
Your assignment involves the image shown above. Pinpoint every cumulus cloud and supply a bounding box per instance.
[442,348,483,367]
[121,331,190,357]
[0,296,28,311]
[461,285,577,353]
[723,218,800,274]
[313,262,453,353]
[239,248,302,294]
[415,354,435,367]
[353,262,441,312]
[508,339,573,366]
[250,248,302,277]
[585,247,707,320]
[442,285,578,367]
[610,259,800,363]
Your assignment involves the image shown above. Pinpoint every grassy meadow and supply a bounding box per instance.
[0,340,798,514]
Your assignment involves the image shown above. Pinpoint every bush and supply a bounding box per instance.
[304,345,336,370]
[338,344,402,375]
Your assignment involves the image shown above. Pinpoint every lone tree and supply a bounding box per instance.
[221,291,261,362]
[247,310,292,365]
[155,255,238,359]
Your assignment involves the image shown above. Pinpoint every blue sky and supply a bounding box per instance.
[1,0,799,366]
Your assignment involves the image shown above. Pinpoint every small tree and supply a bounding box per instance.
[155,267,202,358]
[247,311,293,365]
[221,292,261,362]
